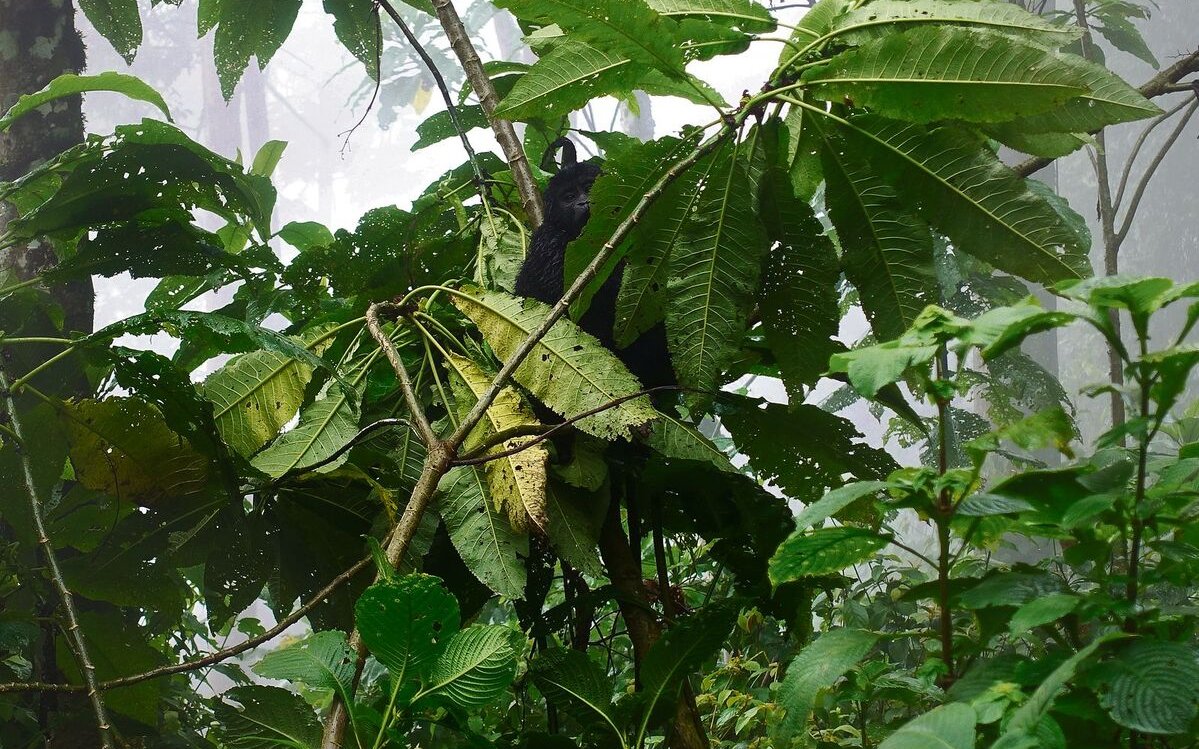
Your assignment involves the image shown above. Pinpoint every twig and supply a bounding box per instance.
[272,417,415,481]
[1014,49,1199,177]
[0,552,376,695]
[1113,95,1195,210]
[1115,99,1198,244]
[454,386,682,465]
[0,370,113,747]
[365,303,438,446]
[429,0,545,228]
[375,0,488,195]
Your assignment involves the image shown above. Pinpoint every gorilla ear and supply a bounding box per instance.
[542,137,578,171]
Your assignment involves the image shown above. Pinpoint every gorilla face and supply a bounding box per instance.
[541,161,601,241]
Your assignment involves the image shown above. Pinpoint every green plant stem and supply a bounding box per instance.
[934,350,955,681]
[0,336,73,345]
[0,369,113,748]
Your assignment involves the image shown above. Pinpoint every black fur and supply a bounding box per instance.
[515,139,673,390]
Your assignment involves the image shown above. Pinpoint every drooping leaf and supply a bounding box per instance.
[446,353,549,533]
[805,27,1089,124]
[666,141,769,397]
[645,0,775,34]
[79,0,143,63]
[204,0,303,99]
[323,0,381,80]
[828,114,1092,284]
[757,120,841,394]
[451,287,658,441]
[0,72,167,131]
[438,466,529,598]
[774,629,879,743]
[815,117,936,341]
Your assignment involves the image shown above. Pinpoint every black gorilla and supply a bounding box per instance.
[514,138,673,390]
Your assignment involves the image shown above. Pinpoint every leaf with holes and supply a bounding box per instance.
[451,287,658,441]
[355,575,461,701]
[446,354,549,533]
[770,527,891,585]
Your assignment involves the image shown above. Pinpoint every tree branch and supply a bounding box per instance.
[1014,48,1199,177]
[0,553,376,695]
[429,0,545,228]
[366,303,438,446]
[376,0,487,193]
[0,370,113,748]
[454,386,682,465]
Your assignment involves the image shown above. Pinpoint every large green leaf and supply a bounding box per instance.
[438,466,529,598]
[531,648,623,742]
[815,116,936,341]
[210,685,321,748]
[792,481,887,532]
[805,27,1089,124]
[451,287,658,441]
[203,348,314,458]
[774,629,879,743]
[63,398,212,506]
[495,0,687,79]
[880,703,976,749]
[0,72,167,131]
[829,114,1091,284]
[495,41,717,122]
[355,575,461,697]
[769,527,891,585]
[252,631,356,703]
[203,0,303,99]
[79,0,143,63]
[323,0,380,80]
[830,0,1081,48]
[757,120,841,394]
[417,625,522,709]
[666,142,769,397]
[1100,640,1199,735]
[249,380,362,477]
[998,52,1161,134]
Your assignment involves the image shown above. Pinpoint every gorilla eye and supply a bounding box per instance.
[563,191,576,201]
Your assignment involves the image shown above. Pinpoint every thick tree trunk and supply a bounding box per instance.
[0,0,93,343]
